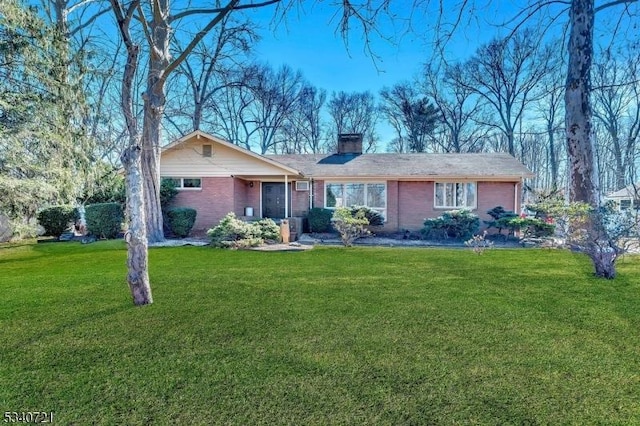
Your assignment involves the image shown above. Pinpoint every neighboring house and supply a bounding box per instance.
[160,130,534,235]
[606,183,640,211]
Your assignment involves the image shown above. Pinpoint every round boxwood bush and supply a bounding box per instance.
[85,202,123,239]
[37,205,79,237]
[307,208,333,233]
[166,207,197,238]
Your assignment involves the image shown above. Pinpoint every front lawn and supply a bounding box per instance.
[1,241,639,424]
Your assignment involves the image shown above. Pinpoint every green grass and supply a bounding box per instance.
[1,241,640,425]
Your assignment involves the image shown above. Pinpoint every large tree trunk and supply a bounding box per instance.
[122,145,153,305]
[141,98,165,243]
[141,0,171,243]
[565,0,615,278]
[565,0,599,206]
[110,0,154,303]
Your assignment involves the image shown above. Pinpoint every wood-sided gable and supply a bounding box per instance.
[160,131,303,178]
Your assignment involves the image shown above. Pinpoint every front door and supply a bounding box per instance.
[262,183,291,219]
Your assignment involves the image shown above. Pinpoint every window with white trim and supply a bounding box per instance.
[434,182,476,209]
[325,182,386,219]
[163,177,202,190]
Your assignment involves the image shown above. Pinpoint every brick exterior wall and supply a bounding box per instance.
[171,176,521,235]
[234,179,260,220]
[291,182,311,217]
[311,180,325,209]
[477,181,519,225]
[397,181,433,231]
[170,177,259,233]
[396,180,520,232]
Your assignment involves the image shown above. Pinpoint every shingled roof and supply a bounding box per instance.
[267,153,534,180]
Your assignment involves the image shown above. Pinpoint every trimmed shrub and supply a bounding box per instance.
[37,205,79,236]
[504,217,555,238]
[485,206,519,235]
[85,202,123,239]
[207,212,263,248]
[307,208,333,233]
[422,209,480,240]
[160,178,179,208]
[350,206,384,227]
[332,206,370,246]
[254,218,280,241]
[166,207,197,238]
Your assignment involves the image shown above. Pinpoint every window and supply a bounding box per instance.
[162,177,202,190]
[620,199,640,210]
[435,182,476,209]
[325,182,386,219]
[202,144,212,157]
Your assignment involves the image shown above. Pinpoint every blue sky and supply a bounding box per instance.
[244,2,520,144]
[248,2,523,96]
[252,6,430,94]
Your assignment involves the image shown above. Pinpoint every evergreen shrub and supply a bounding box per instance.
[37,205,79,236]
[422,209,480,240]
[166,207,197,238]
[85,202,123,239]
[307,208,333,233]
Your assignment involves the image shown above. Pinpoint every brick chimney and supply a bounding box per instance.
[337,133,363,155]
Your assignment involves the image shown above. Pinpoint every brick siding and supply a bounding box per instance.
[171,176,521,235]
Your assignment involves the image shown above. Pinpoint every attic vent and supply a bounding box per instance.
[295,181,309,191]
[202,144,212,157]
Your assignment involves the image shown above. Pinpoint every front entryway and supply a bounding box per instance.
[262,183,291,219]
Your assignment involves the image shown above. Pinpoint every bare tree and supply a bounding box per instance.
[280,84,328,153]
[328,90,380,152]
[379,82,440,153]
[107,0,282,245]
[109,0,151,305]
[423,64,487,153]
[209,67,257,150]
[454,29,553,157]
[534,52,565,190]
[593,46,640,192]
[166,15,258,134]
[247,63,306,154]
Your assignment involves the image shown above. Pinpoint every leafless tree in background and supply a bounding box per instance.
[327,90,380,152]
[593,45,640,192]
[165,15,258,136]
[278,84,328,153]
[379,82,440,153]
[450,29,553,157]
[423,64,487,153]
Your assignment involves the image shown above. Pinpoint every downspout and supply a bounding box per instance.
[309,178,314,210]
[284,174,289,218]
[514,181,519,213]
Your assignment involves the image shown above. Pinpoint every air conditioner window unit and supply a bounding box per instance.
[295,181,309,191]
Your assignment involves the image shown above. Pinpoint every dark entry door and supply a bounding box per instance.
[262,183,291,219]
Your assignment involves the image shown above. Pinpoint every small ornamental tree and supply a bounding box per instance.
[349,206,384,227]
[530,200,639,279]
[332,207,370,246]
